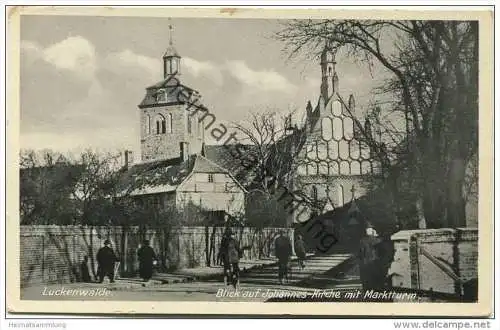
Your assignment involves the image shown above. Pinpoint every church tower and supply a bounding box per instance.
[292,41,379,224]
[163,27,181,78]
[138,23,205,162]
[320,43,339,103]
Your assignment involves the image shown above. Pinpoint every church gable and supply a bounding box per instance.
[298,94,374,179]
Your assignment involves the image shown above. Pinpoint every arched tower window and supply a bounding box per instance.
[155,114,166,135]
[146,114,151,135]
[187,115,192,134]
[166,113,172,133]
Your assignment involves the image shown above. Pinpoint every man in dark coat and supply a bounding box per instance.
[275,231,292,284]
[79,255,91,283]
[137,239,158,282]
[358,225,383,292]
[294,234,307,269]
[219,228,241,288]
[96,239,118,283]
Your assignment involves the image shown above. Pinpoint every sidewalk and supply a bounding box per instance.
[21,254,317,295]
[111,254,315,290]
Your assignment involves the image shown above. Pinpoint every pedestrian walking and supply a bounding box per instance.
[294,234,307,270]
[274,230,292,284]
[358,224,383,292]
[137,239,158,282]
[96,239,119,283]
[79,255,91,283]
[219,228,241,289]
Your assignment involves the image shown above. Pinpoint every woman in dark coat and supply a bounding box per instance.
[80,255,92,283]
[294,234,307,269]
[358,225,383,291]
[219,228,241,288]
[137,240,158,282]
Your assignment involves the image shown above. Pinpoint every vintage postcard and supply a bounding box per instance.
[6,6,494,316]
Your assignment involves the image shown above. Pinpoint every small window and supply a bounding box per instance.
[187,116,192,134]
[208,174,214,183]
[166,113,172,133]
[145,114,151,135]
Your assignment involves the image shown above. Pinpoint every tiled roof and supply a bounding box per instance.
[117,154,238,196]
[202,144,260,187]
[192,153,230,173]
[116,156,193,196]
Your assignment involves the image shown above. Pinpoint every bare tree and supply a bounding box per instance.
[277,20,478,228]
[20,149,80,225]
[231,110,307,192]
[230,109,308,227]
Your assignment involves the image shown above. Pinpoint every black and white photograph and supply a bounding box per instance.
[6,6,494,317]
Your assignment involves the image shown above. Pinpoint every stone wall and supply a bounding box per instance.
[20,225,291,288]
[388,228,478,296]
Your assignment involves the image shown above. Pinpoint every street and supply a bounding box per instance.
[21,253,360,302]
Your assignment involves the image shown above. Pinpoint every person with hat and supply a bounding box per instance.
[219,228,241,288]
[294,234,307,270]
[96,239,119,283]
[274,230,293,284]
[358,223,383,292]
[137,239,158,282]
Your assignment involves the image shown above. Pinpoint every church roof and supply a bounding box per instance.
[139,77,202,109]
[202,144,261,187]
[163,45,180,58]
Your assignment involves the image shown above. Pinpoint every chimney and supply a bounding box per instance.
[124,150,133,170]
[179,142,189,161]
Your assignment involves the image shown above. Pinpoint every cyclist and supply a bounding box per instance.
[220,228,241,289]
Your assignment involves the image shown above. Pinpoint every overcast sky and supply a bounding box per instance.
[20,15,388,160]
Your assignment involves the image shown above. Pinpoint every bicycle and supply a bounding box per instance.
[224,262,240,289]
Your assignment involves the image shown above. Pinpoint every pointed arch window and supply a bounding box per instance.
[155,114,166,134]
[311,186,318,202]
[337,185,344,206]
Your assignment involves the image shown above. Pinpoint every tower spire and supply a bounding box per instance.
[169,20,173,46]
[320,41,337,102]
[163,18,181,78]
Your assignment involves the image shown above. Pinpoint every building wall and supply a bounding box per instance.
[19,225,290,288]
[140,103,204,162]
[388,228,478,296]
[176,172,245,216]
